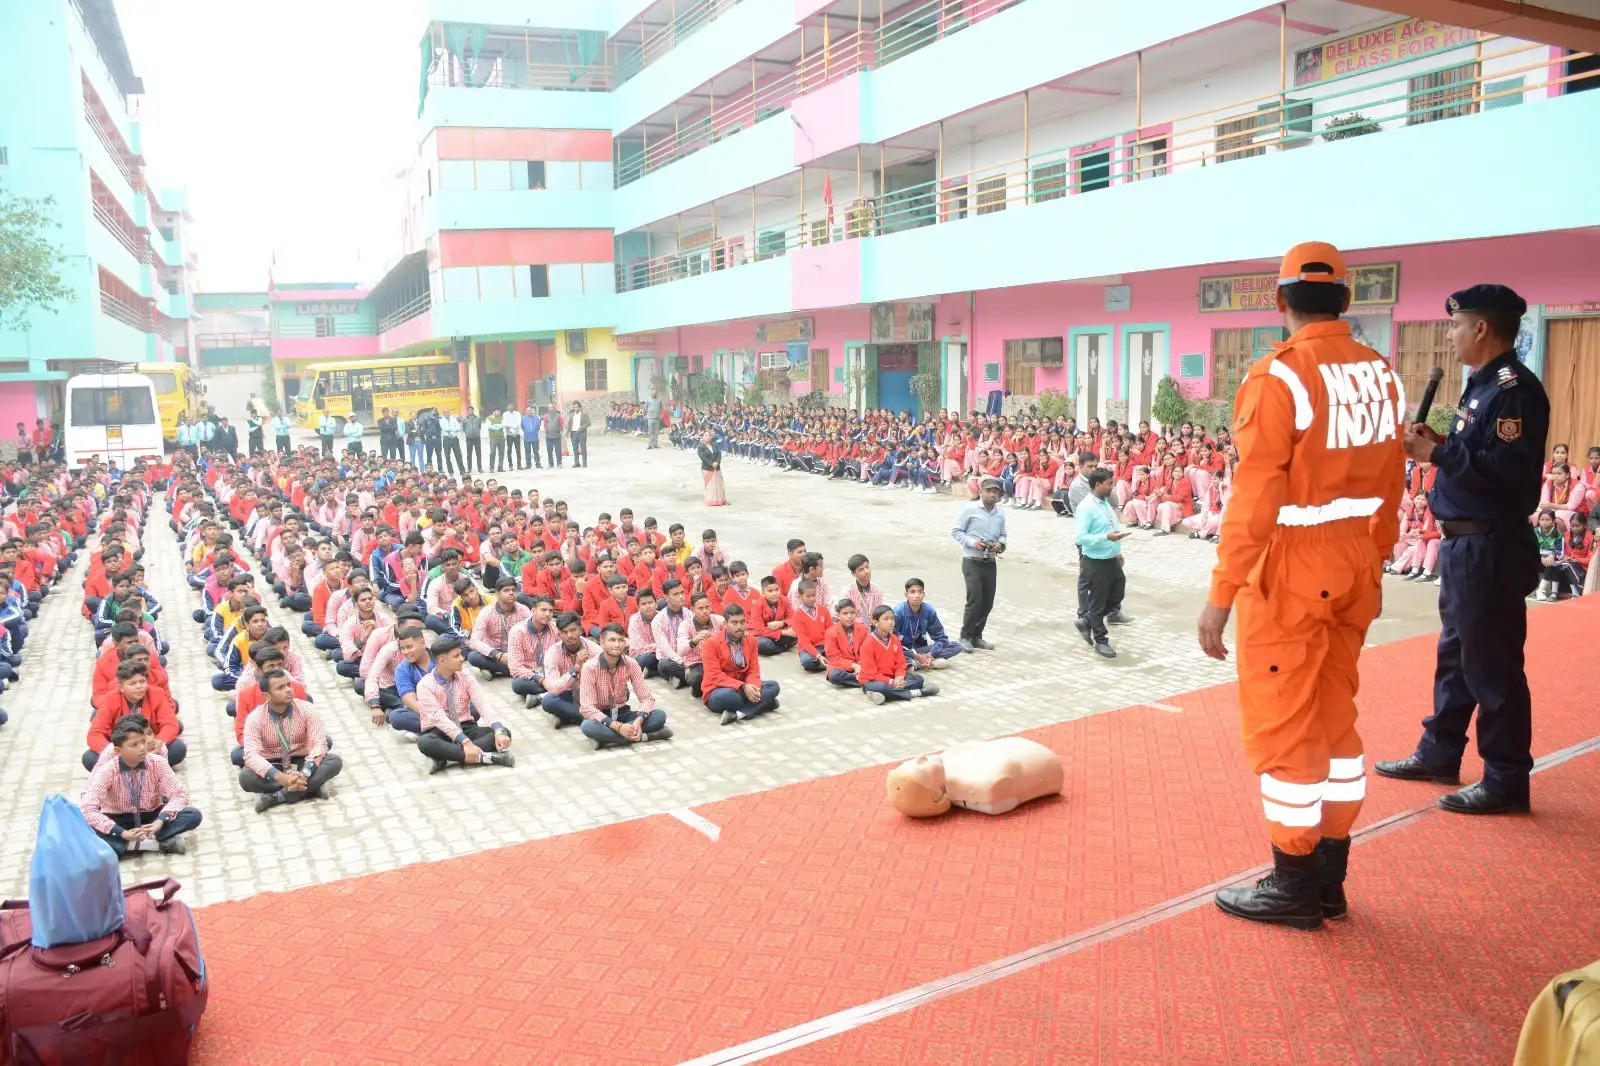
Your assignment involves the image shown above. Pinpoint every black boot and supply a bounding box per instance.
[1215,846,1324,930]
[1316,836,1351,919]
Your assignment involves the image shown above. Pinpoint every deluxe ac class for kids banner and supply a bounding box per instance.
[1294,18,1480,87]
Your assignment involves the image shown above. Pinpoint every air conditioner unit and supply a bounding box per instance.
[759,351,787,370]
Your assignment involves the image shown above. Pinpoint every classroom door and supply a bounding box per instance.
[1125,330,1164,428]
[634,356,655,400]
[877,345,919,416]
[944,341,967,413]
[1075,331,1107,424]
[1545,317,1600,456]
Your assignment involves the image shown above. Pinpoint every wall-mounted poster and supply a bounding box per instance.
[870,302,936,343]
[907,301,934,342]
[1343,312,1392,359]
[870,303,896,344]
[1349,263,1399,307]
[1294,18,1481,87]
[1199,272,1276,312]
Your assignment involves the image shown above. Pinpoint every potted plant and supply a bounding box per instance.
[1323,113,1381,142]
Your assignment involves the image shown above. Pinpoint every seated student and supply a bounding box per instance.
[204,575,254,658]
[422,548,465,634]
[81,717,202,857]
[626,588,662,676]
[213,604,270,691]
[584,574,635,638]
[230,645,310,766]
[823,599,867,688]
[387,626,433,736]
[893,578,962,670]
[448,577,484,641]
[787,552,830,610]
[239,669,343,813]
[843,554,884,616]
[92,625,171,707]
[577,623,672,749]
[789,578,832,672]
[680,591,723,698]
[860,605,940,704]
[538,612,601,727]
[305,556,349,645]
[468,577,530,678]
[753,575,797,655]
[415,636,516,773]
[700,605,781,725]
[507,596,559,706]
[719,561,762,618]
[277,543,313,612]
[363,622,420,721]
[336,586,382,678]
[85,660,184,771]
[650,580,693,689]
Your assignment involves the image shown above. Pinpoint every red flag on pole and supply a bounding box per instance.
[823,174,834,230]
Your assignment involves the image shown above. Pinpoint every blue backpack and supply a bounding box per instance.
[26,795,124,948]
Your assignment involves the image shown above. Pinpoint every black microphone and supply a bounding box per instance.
[1413,365,1444,425]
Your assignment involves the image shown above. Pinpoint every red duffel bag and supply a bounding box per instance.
[0,878,208,1066]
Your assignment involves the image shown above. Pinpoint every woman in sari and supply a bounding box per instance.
[698,430,727,507]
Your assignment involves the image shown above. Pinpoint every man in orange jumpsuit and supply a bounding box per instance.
[1197,241,1406,930]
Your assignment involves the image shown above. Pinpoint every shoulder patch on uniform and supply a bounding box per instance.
[1496,366,1519,391]
[1496,417,1522,442]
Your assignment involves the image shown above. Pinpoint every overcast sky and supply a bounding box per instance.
[120,0,425,291]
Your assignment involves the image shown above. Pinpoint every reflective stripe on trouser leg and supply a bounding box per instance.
[1261,775,1325,829]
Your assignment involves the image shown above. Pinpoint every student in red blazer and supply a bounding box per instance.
[859,605,939,704]
[700,605,780,724]
[788,579,831,672]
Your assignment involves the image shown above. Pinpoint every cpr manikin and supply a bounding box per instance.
[887,737,1063,817]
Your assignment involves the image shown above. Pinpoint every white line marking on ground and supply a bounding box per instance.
[677,731,1600,1066]
[669,807,721,841]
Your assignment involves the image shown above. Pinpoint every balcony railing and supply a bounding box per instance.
[378,290,432,333]
[100,290,154,332]
[198,331,270,349]
[91,200,145,263]
[81,77,143,191]
[612,0,746,87]
[615,0,1026,187]
[426,57,609,93]
[616,40,1592,292]
[273,321,381,338]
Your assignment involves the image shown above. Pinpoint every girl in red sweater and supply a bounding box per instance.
[860,606,940,704]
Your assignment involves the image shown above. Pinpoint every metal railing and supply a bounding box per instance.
[615,0,1027,187]
[612,0,745,87]
[81,86,142,192]
[378,290,432,333]
[273,320,381,339]
[615,40,1591,292]
[100,290,153,332]
[91,199,145,262]
[197,332,270,349]
[426,57,609,93]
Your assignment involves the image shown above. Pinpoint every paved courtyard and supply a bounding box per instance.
[0,425,1449,909]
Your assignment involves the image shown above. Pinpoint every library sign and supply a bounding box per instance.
[1294,18,1480,87]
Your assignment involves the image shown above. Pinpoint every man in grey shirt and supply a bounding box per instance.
[461,407,483,473]
[644,387,663,450]
[950,477,1008,651]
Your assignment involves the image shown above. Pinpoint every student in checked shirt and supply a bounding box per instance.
[468,577,530,679]
[538,612,601,727]
[81,717,202,857]
[387,627,433,737]
[240,670,343,813]
[415,636,515,773]
[508,596,560,706]
[364,624,418,722]
[843,554,885,616]
[577,623,672,749]
[230,646,310,767]
[650,579,693,689]
[680,592,724,698]
[860,605,940,704]
[421,548,466,634]
[626,588,662,676]
[701,605,781,725]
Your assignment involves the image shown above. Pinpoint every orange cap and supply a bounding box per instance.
[1277,241,1348,286]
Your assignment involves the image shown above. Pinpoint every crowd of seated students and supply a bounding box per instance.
[139,426,975,775]
[1528,442,1597,601]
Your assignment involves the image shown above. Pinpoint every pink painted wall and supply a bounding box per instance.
[789,74,862,164]
[0,382,43,433]
[791,241,861,309]
[272,335,381,361]
[674,308,877,396]
[379,311,435,354]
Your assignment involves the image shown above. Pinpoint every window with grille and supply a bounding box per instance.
[1004,337,1064,369]
[1133,136,1168,179]
[1030,161,1067,202]
[1409,64,1478,125]
[942,178,968,220]
[1210,328,1254,396]
[583,358,608,391]
[757,229,788,260]
[314,316,335,338]
[975,176,1007,215]
[1004,355,1036,397]
[809,218,830,246]
[1394,322,1453,417]
[1215,113,1265,163]
[566,330,588,354]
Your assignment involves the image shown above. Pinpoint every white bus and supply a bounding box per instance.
[63,372,164,469]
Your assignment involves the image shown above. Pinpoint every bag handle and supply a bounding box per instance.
[122,877,181,909]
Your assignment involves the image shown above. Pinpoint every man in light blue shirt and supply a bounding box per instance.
[521,407,541,468]
[175,417,196,457]
[1073,468,1135,659]
[342,415,364,455]
[950,477,1007,651]
[269,411,293,455]
[439,411,464,475]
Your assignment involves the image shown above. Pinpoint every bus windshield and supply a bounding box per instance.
[70,387,158,427]
[145,372,179,393]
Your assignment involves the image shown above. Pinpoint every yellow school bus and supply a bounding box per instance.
[121,361,202,442]
[292,355,464,428]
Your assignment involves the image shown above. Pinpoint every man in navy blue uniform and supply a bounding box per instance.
[1377,285,1547,815]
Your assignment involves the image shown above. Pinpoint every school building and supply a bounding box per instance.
[338,0,1600,450]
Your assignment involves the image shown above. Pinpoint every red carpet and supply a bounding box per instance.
[188,597,1600,1065]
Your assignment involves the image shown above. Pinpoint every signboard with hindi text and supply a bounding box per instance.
[1294,18,1480,87]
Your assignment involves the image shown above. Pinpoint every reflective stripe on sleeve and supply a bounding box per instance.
[1268,360,1314,432]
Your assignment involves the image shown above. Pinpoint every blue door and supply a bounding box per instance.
[878,371,916,416]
